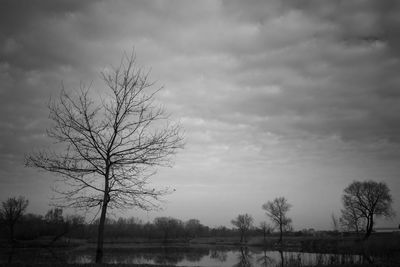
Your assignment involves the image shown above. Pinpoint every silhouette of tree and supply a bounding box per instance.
[231,213,253,243]
[26,52,184,262]
[342,180,394,239]
[0,196,29,243]
[262,197,292,243]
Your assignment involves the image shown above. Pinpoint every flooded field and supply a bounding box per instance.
[1,245,392,266]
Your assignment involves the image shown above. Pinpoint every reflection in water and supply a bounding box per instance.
[210,248,227,262]
[0,244,393,266]
[233,246,253,267]
[257,249,276,267]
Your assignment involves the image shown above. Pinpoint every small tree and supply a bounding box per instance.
[26,52,184,262]
[231,213,253,243]
[342,180,394,239]
[259,221,273,244]
[0,196,29,243]
[262,197,292,243]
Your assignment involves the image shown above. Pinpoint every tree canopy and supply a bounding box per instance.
[342,180,393,239]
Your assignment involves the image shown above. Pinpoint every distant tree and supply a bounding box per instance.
[262,197,292,243]
[44,208,67,243]
[259,221,273,244]
[154,217,183,242]
[45,208,64,223]
[64,214,85,240]
[26,52,184,263]
[231,213,253,243]
[0,196,29,242]
[342,180,394,239]
[185,219,203,238]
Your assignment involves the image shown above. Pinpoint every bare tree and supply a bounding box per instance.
[231,213,253,243]
[0,196,29,243]
[259,221,273,244]
[342,180,393,239]
[262,197,292,243]
[26,52,184,263]
[339,201,365,234]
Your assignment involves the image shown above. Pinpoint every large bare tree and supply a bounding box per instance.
[262,197,292,244]
[342,180,393,239]
[0,196,29,243]
[26,53,184,263]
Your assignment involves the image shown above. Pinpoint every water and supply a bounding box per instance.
[0,245,383,266]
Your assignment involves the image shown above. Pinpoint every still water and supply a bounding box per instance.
[1,245,377,266]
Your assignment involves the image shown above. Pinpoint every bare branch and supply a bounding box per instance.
[26,51,184,263]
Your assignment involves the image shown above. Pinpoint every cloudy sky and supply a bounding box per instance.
[1,0,400,230]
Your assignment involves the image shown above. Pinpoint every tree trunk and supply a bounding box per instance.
[279,224,283,243]
[95,193,109,263]
[364,215,373,240]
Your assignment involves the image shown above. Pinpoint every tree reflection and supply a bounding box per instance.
[279,250,284,267]
[210,248,227,262]
[184,247,209,262]
[256,249,275,267]
[233,246,253,267]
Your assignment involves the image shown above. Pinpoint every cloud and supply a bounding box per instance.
[1,0,400,227]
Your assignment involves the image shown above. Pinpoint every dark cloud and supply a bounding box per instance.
[1,0,400,227]
[210,0,400,144]
[0,0,98,71]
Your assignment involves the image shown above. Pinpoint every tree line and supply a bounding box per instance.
[230,180,394,244]
[0,203,251,242]
[1,180,394,245]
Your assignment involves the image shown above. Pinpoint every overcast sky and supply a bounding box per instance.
[1,0,400,230]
